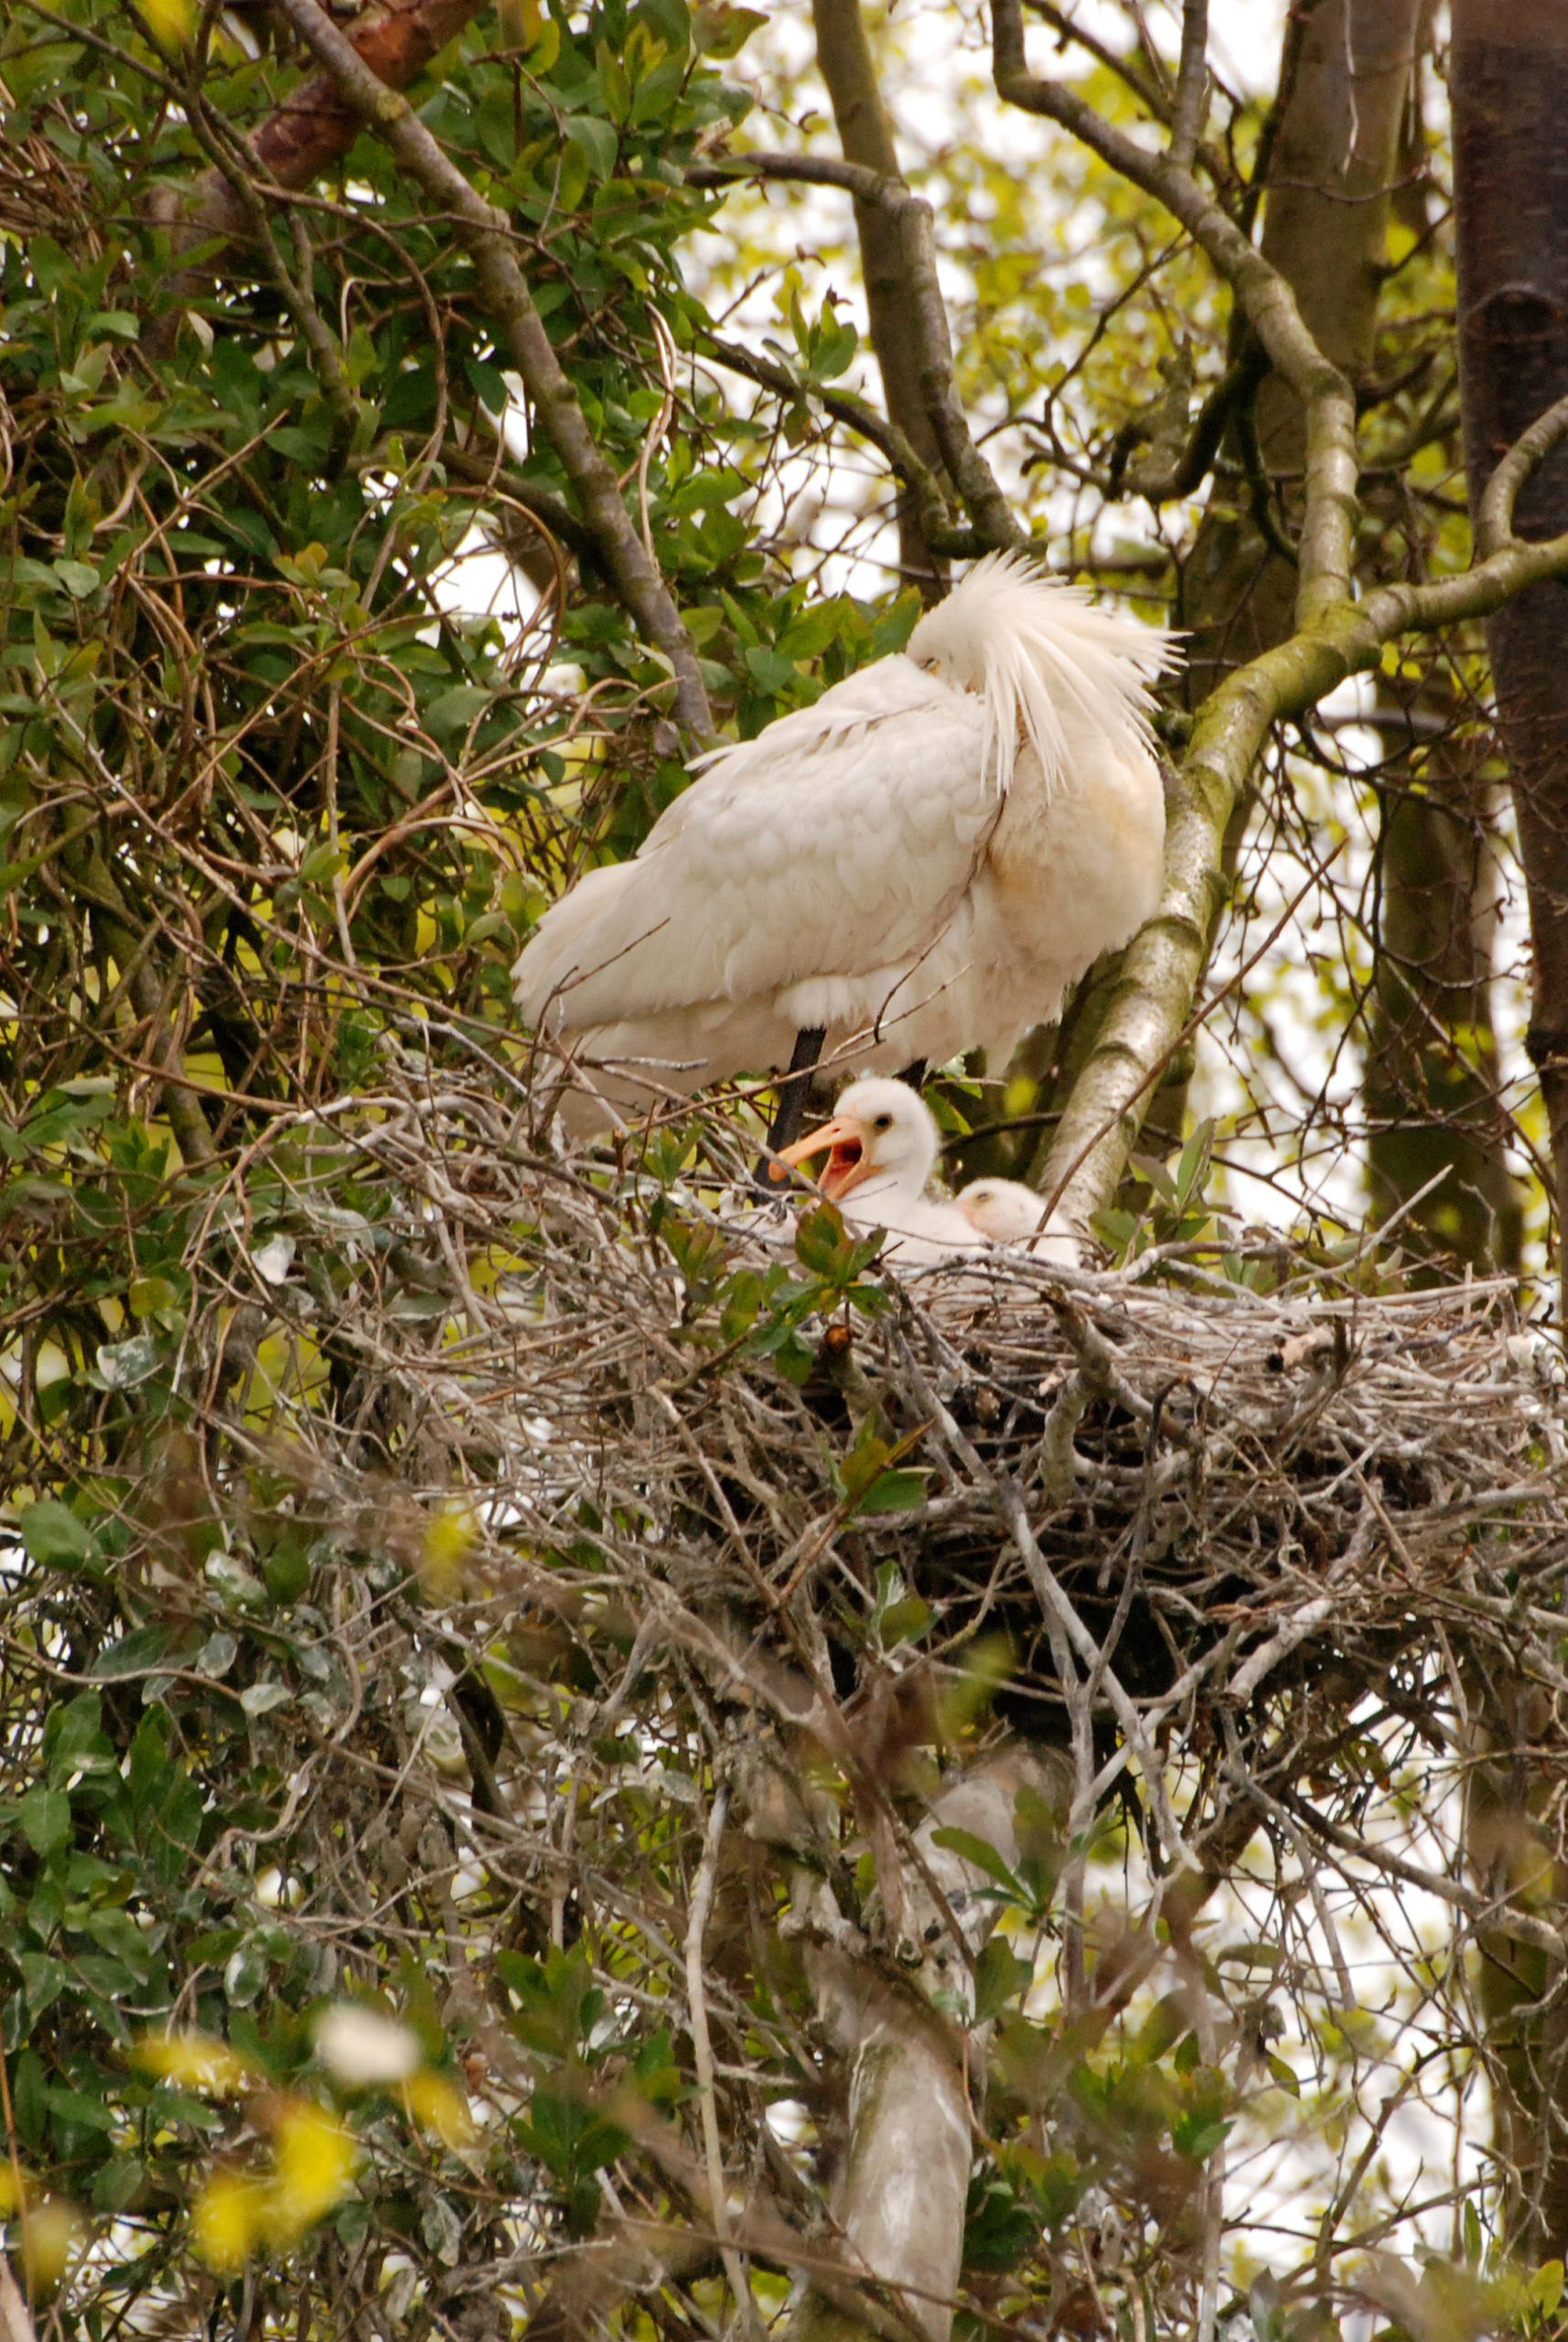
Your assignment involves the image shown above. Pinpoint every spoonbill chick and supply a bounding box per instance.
[955,1177,1080,1266]
[774,1078,981,1265]
[514,553,1176,1142]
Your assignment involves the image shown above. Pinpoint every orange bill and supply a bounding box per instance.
[770,1117,870,1198]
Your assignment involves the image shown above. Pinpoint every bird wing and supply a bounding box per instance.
[515,656,999,1030]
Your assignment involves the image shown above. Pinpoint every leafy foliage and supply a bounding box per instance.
[0,5,1564,2342]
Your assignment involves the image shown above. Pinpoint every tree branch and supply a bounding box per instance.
[1476,389,1568,560]
[269,0,713,741]
[1169,0,1210,169]
[1110,341,1268,502]
[1023,0,1172,124]
[144,0,488,343]
[684,1783,759,2336]
[809,0,952,593]
[1038,473,1568,1225]
[992,0,1359,626]
[439,443,600,568]
[0,2257,37,2342]
[695,152,1024,554]
[695,327,986,557]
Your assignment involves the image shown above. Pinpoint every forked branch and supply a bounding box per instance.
[269,0,713,740]
[1039,414,1568,1225]
[694,150,1024,555]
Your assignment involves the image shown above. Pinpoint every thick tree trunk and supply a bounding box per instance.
[786,1762,1056,2342]
[1452,0,1568,2269]
[788,1997,970,2342]
[1030,0,1423,1189]
[1362,15,1522,1272]
[1452,0,1568,1249]
[1184,0,1422,694]
[811,0,950,597]
[1463,1675,1568,2261]
[1364,710,1522,1269]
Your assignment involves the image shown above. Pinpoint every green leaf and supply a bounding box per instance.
[53,558,102,597]
[298,842,348,885]
[1263,2054,1299,2097]
[777,602,846,660]
[878,1594,931,1643]
[743,645,796,694]
[12,2050,46,2150]
[1174,1116,1215,1209]
[240,1679,293,1716]
[596,39,631,119]
[127,1274,180,1317]
[1172,2112,1232,2161]
[851,1468,930,1517]
[972,1936,1030,2021]
[91,1624,173,1680]
[19,1786,73,1853]
[17,1951,68,2022]
[93,1333,160,1389]
[424,684,492,736]
[269,424,331,466]
[224,1940,270,2005]
[564,113,619,181]
[18,1499,95,1570]
[1531,2261,1564,2318]
[793,1201,881,1282]
[46,2082,118,2133]
[837,1426,891,1500]
[929,1825,1022,1897]
[1462,2197,1483,2270]
[692,3,767,55]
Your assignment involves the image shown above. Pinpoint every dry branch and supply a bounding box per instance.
[267,0,713,741]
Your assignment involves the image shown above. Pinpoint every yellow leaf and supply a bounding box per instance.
[19,2197,81,2293]
[496,0,540,48]
[264,2104,358,2240]
[404,2070,478,2148]
[421,1506,476,1599]
[135,2029,258,2096]
[142,0,196,46]
[193,2173,263,2274]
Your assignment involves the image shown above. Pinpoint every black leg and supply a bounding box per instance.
[897,1058,928,1092]
[765,1026,826,1156]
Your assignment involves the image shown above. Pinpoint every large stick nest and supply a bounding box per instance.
[218,1055,1568,1777]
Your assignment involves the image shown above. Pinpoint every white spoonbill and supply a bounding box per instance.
[955,1176,1080,1266]
[513,553,1176,1139]
[775,1078,982,1264]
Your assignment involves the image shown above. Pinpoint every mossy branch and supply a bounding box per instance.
[1040,478,1568,1225]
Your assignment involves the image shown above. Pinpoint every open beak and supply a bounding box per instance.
[770,1116,871,1198]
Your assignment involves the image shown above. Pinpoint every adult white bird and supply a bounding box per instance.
[513,553,1175,1140]
[775,1077,983,1264]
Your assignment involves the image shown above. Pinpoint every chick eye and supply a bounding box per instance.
[873,1114,893,1130]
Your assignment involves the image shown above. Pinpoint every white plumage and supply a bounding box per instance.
[513,553,1175,1128]
[776,1078,981,1264]
[955,1176,1079,1266]
[777,1077,1078,1270]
